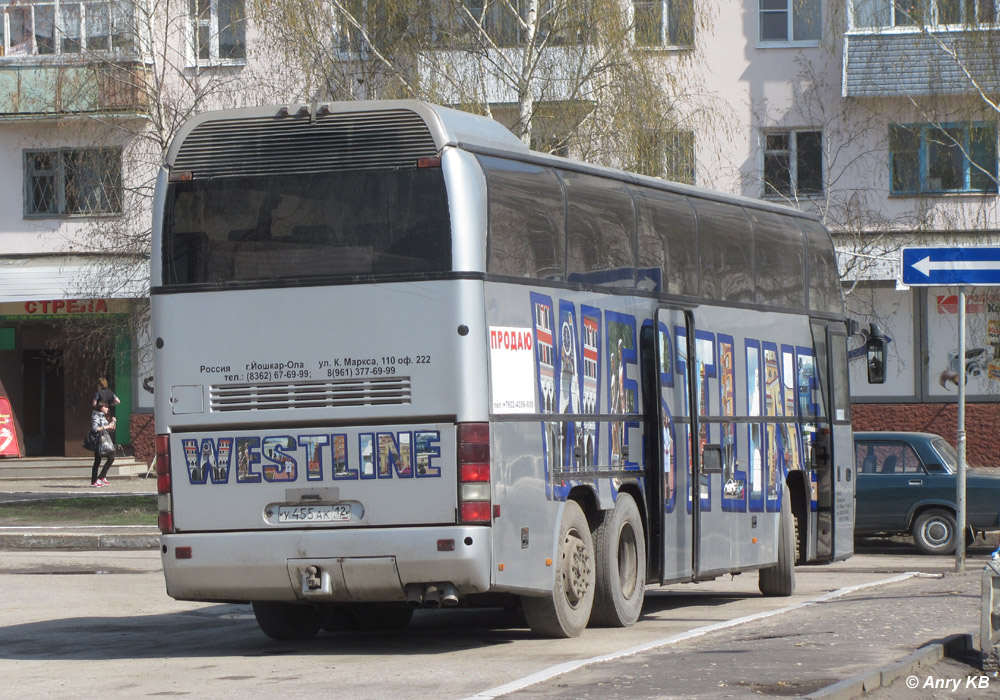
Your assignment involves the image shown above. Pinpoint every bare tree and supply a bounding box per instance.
[52,0,284,372]
[249,0,730,179]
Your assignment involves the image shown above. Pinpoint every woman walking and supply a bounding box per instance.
[90,400,117,487]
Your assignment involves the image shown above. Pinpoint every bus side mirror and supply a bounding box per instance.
[866,326,887,385]
[702,445,723,474]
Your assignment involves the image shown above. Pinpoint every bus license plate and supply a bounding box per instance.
[278,504,352,522]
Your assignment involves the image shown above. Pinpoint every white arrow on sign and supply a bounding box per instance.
[911,255,1000,277]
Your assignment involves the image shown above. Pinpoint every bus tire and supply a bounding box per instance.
[521,500,595,638]
[319,605,358,632]
[251,601,321,640]
[758,496,796,597]
[590,492,646,627]
[348,604,414,631]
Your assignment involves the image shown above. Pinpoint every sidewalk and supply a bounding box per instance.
[0,475,160,550]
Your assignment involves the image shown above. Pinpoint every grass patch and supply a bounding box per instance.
[0,495,157,526]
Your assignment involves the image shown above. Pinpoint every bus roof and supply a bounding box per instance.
[166,100,821,224]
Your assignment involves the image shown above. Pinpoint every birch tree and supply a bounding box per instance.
[250,0,729,180]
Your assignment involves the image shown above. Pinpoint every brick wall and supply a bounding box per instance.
[129,413,155,465]
[852,402,1000,468]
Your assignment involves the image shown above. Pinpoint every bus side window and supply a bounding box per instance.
[799,219,844,315]
[480,156,565,281]
[747,208,806,309]
[633,187,699,296]
[691,199,753,304]
[562,170,636,289]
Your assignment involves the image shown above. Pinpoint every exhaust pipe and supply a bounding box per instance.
[405,584,424,608]
[441,584,459,607]
[423,584,442,608]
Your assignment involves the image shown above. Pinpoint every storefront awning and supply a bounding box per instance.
[0,256,148,303]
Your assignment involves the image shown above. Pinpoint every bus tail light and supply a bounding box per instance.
[457,423,491,524]
[156,434,174,534]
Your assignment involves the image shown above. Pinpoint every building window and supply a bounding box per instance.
[453,0,580,47]
[636,129,695,184]
[190,0,245,62]
[634,0,694,48]
[759,0,822,43]
[889,123,998,194]
[762,130,823,197]
[0,1,135,57]
[24,148,122,216]
[850,0,998,28]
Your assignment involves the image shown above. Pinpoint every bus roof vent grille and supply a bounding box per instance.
[209,377,412,411]
[173,109,437,178]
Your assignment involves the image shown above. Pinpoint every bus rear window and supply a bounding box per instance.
[162,168,451,286]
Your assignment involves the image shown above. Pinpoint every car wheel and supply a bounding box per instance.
[912,509,957,555]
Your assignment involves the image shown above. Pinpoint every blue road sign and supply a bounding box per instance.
[901,247,1000,286]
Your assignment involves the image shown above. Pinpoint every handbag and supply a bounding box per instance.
[98,429,115,456]
[82,430,98,451]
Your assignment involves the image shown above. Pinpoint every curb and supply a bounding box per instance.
[0,532,160,550]
[804,633,975,700]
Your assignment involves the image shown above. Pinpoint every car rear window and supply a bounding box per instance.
[930,438,958,472]
[855,442,924,474]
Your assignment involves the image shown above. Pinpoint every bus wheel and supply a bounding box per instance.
[319,605,359,632]
[348,604,414,631]
[251,601,321,640]
[590,492,646,627]
[521,500,595,638]
[758,496,796,597]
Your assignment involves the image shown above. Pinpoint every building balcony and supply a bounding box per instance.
[843,27,1000,98]
[0,0,147,116]
[0,62,148,117]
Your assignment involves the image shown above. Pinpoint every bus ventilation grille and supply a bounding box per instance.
[173,109,438,178]
[209,377,412,411]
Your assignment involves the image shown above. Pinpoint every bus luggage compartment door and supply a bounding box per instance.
[286,557,405,601]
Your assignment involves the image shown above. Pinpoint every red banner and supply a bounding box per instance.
[0,397,21,457]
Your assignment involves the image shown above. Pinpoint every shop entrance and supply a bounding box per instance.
[22,349,65,456]
[0,319,129,458]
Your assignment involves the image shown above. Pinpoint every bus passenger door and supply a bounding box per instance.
[809,321,854,562]
[643,307,697,583]
[826,325,854,560]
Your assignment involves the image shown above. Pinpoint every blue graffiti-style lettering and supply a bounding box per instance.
[186,431,440,484]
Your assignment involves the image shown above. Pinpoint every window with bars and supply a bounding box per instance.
[634,0,694,48]
[189,0,245,62]
[24,148,122,216]
[635,129,696,184]
[0,0,135,56]
[762,129,823,198]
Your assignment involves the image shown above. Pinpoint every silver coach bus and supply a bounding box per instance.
[153,101,857,639]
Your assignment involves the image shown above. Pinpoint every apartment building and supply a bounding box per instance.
[0,0,256,458]
[0,0,997,461]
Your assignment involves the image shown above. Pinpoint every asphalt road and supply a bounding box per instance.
[0,543,995,700]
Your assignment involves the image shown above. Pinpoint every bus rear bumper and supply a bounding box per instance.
[160,526,492,603]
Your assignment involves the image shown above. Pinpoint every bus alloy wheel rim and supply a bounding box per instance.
[618,523,638,598]
[560,527,591,608]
